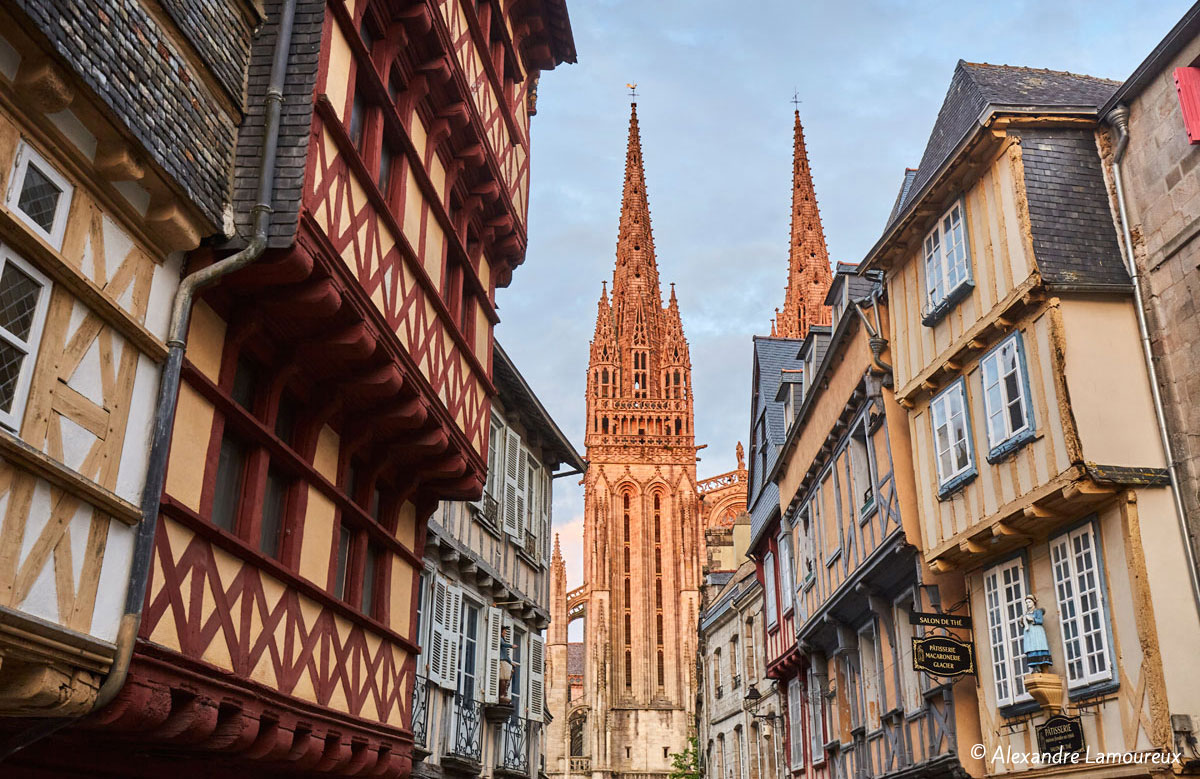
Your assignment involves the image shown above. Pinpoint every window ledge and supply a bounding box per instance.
[936,467,978,501]
[802,574,816,592]
[986,428,1037,464]
[1068,677,1119,701]
[922,281,974,327]
[858,500,878,525]
[999,698,1040,719]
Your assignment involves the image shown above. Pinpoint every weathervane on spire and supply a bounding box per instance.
[626,82,638,100]
[791,89,801,111]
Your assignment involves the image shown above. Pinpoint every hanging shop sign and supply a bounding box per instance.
[1036,715,1085,756]
[909,611,972,629]
[911,635,975,678]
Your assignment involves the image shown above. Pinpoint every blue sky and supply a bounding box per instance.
[494,0,1193,592]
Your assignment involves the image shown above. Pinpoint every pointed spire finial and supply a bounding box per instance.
[773,106,833,338]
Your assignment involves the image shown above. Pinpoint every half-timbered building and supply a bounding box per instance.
[0,0,239,738]
[2,0,575,776]
[412,341,582,779]
[768,265,976,779]
[862,61,1200,777]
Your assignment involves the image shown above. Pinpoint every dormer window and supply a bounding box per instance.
[922,200,973,326]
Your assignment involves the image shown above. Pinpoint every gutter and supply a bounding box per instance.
[0,0,297,759]
[1104,103,1200,618]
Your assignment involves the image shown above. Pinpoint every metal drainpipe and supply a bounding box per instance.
[0,0,297,760]
[1105,103,1200,618]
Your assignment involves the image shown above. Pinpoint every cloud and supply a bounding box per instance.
[506,0,1191,612]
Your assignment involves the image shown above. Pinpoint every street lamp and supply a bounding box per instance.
[743,683,784,779]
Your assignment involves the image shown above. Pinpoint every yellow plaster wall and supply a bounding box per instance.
[324,21,351,122]
[299,486,335,587]
[887,141,1037,392]
[389,555,414,639]
[1057,298,1164,468]
[908,309,1073,554]
[164,384,213,511]
[1132,486,1200,718]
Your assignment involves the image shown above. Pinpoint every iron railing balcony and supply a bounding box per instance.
[443,692,483,769]
[497,714,532,776]
[412,675,430,754]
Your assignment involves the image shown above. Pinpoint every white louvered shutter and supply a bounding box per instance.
[504,429,521,537]
[427,577,449,687]
[528,634,545,722]
[764,552,777,628]
[483,607,503,703]
[788,678,803,768]
[516,446,528,537]
[439,583,464,691]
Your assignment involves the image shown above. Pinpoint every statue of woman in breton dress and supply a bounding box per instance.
[1022,595,1052,672]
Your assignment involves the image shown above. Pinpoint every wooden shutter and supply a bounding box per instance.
[482,606,503,703]
[764,552,777,628]
[437,583,463,691]
[503,429,521,537]
[427,577,449,687]
[788,679,803,768]
[528,634,545,722]
[516,446,528,537]
[1176,67,1200,144]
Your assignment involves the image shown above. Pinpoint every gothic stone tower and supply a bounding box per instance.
[547,103,703,779]
[773,110,834,338]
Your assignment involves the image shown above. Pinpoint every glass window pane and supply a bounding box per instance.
[231,356,258,411]
[0,339,26,414]
[361,543,380,615]
[212,434,247,532]
[0,263,42,341]
[260,467,288,558]
[334,526,352,599]
[17,164,61,233]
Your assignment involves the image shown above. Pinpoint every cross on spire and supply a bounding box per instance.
[791,89,801,110]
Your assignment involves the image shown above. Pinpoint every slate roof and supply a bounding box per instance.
[232,0,324,248]
[493,342,586,471]
[747,337,804,546]
[567,642,584,676]
[1016,129,1129,289]
[889,61,1120,230]
[13,0,245,229]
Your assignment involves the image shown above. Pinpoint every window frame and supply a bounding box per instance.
[0,245,52,432]
[1049,519,1117,695]
[982,554,1034,710]
[7,141,75,250]
[763,550,778,630]
[980,332,1036,461]
[929,377,977,497]
[921,199,974,326]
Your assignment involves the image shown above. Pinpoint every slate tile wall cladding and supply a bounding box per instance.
[232,0,324,248]
[13,0,244,228]
[159,0,252,105]
[1016,128,1130,289]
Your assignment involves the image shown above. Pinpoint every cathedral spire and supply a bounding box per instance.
[776,109,833,339]
[612,102,662,306]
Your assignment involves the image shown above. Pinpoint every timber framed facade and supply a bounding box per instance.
[412,342,583,779]
[0,0,574,776]
[766,266,974,779]
[863,60,1200,778]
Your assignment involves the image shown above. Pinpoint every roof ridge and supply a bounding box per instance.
[959,59,1121,85]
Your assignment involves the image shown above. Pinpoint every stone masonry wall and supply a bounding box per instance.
[1111,33,1200,580]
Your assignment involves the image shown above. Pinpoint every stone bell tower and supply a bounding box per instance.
[546,101,704,779]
